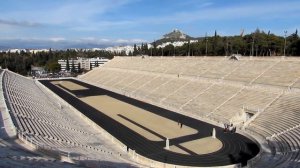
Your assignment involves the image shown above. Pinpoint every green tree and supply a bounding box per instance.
[66,58,70,71]
[77,63,81,73]
[46,61,60,72]
[133,44,138,56]
[71,60,75,72]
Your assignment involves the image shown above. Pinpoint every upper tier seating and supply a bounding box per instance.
[80,56,300,123]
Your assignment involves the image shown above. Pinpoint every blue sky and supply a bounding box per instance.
[0,0,299,49]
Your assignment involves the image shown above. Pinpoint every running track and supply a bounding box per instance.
[40,79,259,167]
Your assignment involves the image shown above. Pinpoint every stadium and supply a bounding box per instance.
[1,55,300,168]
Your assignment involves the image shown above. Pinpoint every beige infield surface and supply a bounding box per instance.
[53,80,223,155]
[52,81,89,91]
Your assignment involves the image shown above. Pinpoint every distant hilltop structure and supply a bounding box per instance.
[162,29,188,40]
[155,29,198,48]
[155,29,198,46]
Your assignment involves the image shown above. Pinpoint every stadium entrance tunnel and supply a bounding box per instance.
[40,79,260,167]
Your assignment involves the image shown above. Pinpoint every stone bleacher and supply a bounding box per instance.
[79,56,300,168]
[0,138,83,168]
[81,56,299,124]
[1,70,135,167]
[254,61,300,87]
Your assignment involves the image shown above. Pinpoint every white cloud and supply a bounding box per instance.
[115,38,147,43]
[0,36,147,49]
[0,19,41,27]
[49,37,66,42]
[70,20,135,32]
[0,0,137,25]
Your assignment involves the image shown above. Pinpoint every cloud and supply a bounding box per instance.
[177,0,214,8]
[0,19,41,27]
[48,37,66,42]
[1,0,138,25]
[75,37,147,45]
[70,20,136,32]
[0,37,147,49]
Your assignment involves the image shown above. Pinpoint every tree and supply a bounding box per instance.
[290,39,300,56]
[287,30,300,55]
[66,58,70,71]
[133,44,138,56]
[46,60,60,72]
[71,60,75,72]
[77,63,81,73]
[153,41,157,56]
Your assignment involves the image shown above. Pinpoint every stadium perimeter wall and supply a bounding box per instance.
[37,78,243,168]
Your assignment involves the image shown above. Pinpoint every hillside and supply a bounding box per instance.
[155,29,200,45]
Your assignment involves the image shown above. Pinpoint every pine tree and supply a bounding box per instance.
[66,58,70,71]
[78,63,81,72]
[71,60,75,72]
[153,41,157,56]
[213,30,218,55]
[133,44,138,56]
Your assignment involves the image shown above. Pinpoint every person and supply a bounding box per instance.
[229,124,235,133]
[224,123,229,132]
[180,123,183,128]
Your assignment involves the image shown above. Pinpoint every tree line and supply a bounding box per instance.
[0,49,118,75]
[0,29,299,76]
[131,29,300,57]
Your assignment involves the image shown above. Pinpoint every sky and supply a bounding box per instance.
[0,0,299,49]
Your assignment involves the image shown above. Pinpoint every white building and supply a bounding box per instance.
[77,58,90,70]
[58,59,80,72]
[58,57,109,72]
[89,57,109,69]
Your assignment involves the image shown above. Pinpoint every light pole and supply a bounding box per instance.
[284,30,287,56]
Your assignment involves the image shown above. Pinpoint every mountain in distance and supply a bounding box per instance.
[0,45,11,51]
[154,29,199,45]
[0,29,199,52]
